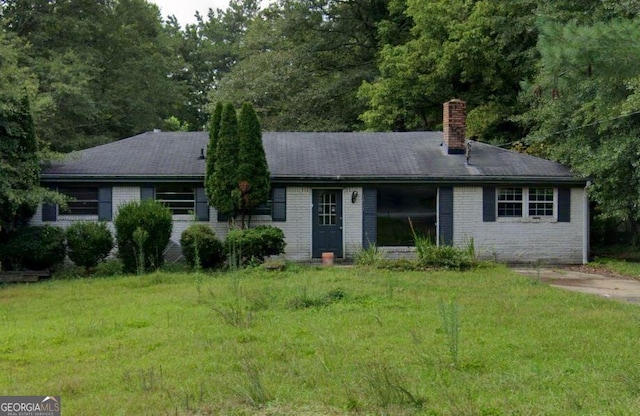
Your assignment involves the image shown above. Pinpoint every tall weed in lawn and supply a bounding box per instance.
[410,218,475,270]
[133,227,148,276]
[355,245,384,266]
[121,366,165,392]
[236,358,272,407]
[438,298,461,367]
[209,274,253,328]
[361,361,425,410]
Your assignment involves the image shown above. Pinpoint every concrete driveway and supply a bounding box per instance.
[512,266,640,305]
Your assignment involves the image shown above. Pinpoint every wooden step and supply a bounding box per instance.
[0,270,51,283]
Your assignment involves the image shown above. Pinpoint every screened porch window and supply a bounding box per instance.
[58,187,99,215]
[155,186,195,215]
[376,186,437,246]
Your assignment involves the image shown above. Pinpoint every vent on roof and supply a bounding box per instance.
[198,148,205,160]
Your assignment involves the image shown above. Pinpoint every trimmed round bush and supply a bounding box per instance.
[66,222,114,271]
[0,225,66,270]
[114,200,172,273]
[180,224,225,269]
[225,225,285,264]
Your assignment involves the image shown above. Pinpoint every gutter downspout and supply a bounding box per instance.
[436,187,440,246]
[583,181,591,265]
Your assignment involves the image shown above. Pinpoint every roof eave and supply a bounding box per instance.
[41,174,588,186]
[270,175,588,186]
[40,174,204,183]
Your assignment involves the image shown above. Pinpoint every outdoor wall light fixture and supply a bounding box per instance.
[351,190,359,203]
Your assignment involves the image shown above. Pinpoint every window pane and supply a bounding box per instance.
[318,192,336,226]
[497,188,523,217]
[528,188,554,216]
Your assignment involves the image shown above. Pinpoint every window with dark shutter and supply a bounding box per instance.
[271,187,286,222]
[58,187,99,215]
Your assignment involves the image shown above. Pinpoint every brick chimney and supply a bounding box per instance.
[443,99,466,154]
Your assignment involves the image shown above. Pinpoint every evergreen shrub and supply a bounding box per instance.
[0,225,66,270]
[66,222,114,271]
[225,225,285,263]
[114,200,172,273]
[180,224,225,269]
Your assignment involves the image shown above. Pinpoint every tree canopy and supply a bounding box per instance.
[0,32,58,236]
[2,0,640,241]
[522,18,640,242]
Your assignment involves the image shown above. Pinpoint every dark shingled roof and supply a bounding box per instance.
[42,131,584,184]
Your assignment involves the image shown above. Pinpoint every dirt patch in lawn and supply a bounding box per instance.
[512,265,640,305]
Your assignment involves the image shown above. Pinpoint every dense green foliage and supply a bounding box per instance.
[1,0,185,151]
[0,225,66,270]
[209,102,240,218]
[0,33,55,237]
[66,222,114,271]
[225,225,286,263]
[237,102,270,221]
[180,224,225,269]
[208,102,269,227]
[114,200,173,273]
[205,101,223,208]
[0,91,40,236]
[523,18,640,244]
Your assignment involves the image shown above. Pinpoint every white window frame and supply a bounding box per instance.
[497,187,557,221]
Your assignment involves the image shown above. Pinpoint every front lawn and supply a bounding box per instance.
[2,264,640,415]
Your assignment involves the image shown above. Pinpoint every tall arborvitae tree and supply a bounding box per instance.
[237,102,270,227]
[210,102,240,221]
[205,101,223,203]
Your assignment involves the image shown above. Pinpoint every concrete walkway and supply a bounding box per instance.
[512,266,640,305]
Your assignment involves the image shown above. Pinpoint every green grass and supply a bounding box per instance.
[592,258,640,278]
[2,265,640,414]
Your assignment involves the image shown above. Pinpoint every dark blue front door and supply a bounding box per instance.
[312,189,343,258]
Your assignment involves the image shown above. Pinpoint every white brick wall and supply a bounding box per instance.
[273,187,312,260]
[343,187,363,259]
[30,184,585,264]
[206,187,313,261]
[453,186,585,264]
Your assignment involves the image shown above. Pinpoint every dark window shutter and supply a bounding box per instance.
[362,188,377,248]
[98,187,112,221]
[140,186,154,200]
[483,187,496,222]
[42,203,57,222]
[558,188,571,222]
[439,186,454,245]
[195,187,209,221]
[271,187,286,222]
